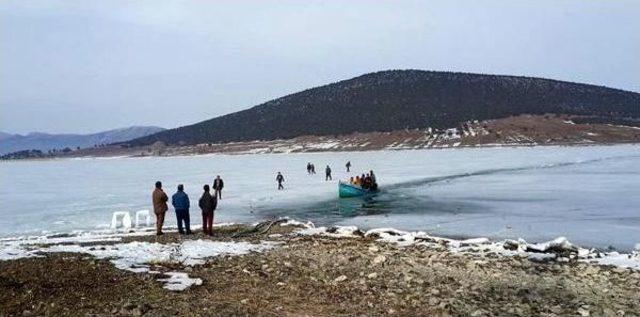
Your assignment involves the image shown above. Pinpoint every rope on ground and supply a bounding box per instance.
[232,219,288,238]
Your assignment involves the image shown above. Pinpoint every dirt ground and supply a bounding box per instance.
[1,224,639,317]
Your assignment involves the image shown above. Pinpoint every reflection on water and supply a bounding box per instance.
[336,194,384,217]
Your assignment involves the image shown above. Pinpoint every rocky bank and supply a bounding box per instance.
[1,221,639,317]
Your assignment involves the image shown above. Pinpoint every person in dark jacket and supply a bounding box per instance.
[363,174,373,189]
[325,165,332,181]
[212,175,224,200]
[151,181,168,235]
[307,162,312,174]
[172,184,191,234]
[199,184,217,236]
[369,170,378,190]
[360,173,369,189]
[346,161,351,172]
[276,172,285,190]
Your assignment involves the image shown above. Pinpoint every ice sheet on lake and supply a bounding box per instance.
[2,144,640,251]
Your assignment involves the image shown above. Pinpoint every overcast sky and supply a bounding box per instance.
[1,0,639,134]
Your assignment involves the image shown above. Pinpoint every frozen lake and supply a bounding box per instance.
[1,145,639,251]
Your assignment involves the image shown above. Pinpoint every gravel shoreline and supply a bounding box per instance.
[1,223,639,317]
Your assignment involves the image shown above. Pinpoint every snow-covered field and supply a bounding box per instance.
[1,144,640,250]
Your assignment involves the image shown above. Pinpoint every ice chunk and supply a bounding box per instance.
[527,237,578,254]
[585,251,640,270]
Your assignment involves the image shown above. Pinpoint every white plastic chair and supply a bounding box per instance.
[110,211,132,230]
[135,210,151,228]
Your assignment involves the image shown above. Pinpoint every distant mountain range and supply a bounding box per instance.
[126,70,640,147]
[0,126,165,155]
[0,132,13,141]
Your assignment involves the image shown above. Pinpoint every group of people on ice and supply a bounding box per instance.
[151,175,224,236]
[306,162,316,174]
[305,162,346,181]
[307,162,333,180]
[306,160,377,189]
[148,160,377,236]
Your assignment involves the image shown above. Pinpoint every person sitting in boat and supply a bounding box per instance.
[354,175,361,186]
[362,174,372,189]
[369,170,376,184]
[349,177,355,184]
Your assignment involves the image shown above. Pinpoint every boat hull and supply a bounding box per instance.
[339,181,377,198]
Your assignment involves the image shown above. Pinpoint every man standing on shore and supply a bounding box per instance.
[152,181,168,236]
[213,175,224,200]
[346,161,351,172]
[199,185,217,236]
[325,165,332,181]
[172,184,192,234]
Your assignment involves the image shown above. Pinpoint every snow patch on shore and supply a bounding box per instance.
[3,218,640,292]
[292,221,640,271]
[42,239,273,272]
[0,231,141,261]
[158,272,203,291]
[0,230,278,291]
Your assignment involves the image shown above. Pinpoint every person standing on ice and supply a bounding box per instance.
[212,175,224,200]
[152,181,168,236]
[346,161,351,172]
[325,165,332,181]
[307,162,312,174]
[172,184,192,235]
[198,184,217,236]
[276,172,285,190]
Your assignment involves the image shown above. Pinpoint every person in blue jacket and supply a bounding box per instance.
[172,184,192,234]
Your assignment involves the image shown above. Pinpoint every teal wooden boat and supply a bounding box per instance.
[339,181,378,198]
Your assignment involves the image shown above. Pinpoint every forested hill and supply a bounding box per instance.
[127,70,640,146]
